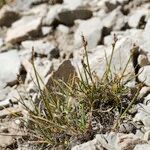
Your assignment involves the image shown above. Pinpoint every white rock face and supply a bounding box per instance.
[0,50,21,86]
[74,17,103,49]
[5,16,42,44]
[138,66,150,86]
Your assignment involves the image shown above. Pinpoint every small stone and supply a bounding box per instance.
[138,66,150,86]
[0,5,20,27]
[138,54,149,67]
[57,24,69,34]
[144,130,150,141]
[63,0,83,9]
[119,122,136,134]
[42,26,52,36]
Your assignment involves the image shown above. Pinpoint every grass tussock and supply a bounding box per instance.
[19,35,142,149]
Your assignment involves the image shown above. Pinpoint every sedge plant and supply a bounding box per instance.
[19,36,142,149]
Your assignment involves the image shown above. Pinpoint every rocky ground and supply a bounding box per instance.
[1,0,150,149]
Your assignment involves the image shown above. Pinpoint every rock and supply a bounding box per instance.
[138,86,150,100]
[57,24,70,34]
[138,66,150,86]
[0,5,20,27]
[134,144,150,150]
[0,50,21,86]
[0,135,14,148]
[42,26,52,36]
[0,38,3,47]
[144,94,150,105]
[0,99,11,109]
[128,9,149,28]
[143,130,150,141]
[74,17,103,49]
[21,40,55,56]
[0,86,11,102]
[5,16,42,44]
[22,4,48,17]
[105,0,120,12]
[46,60,77,90]
[119,122,136,134]
[0,105,22,119]
[102,7,126,31]
[57,9,92,26]
[89,38,135,80]
[43,5,63,26]
[138,54,149,67]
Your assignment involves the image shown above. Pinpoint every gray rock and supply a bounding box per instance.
[46,60,77,90]
[5,16,42,44]
[0,50,21,86]
[0,5,20,27]
[138,54,150,67]
[138,66,150,86]
[21,40,55,56]
[57,9,92,26]
[74,17,103,49]
[102,7,126,31]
